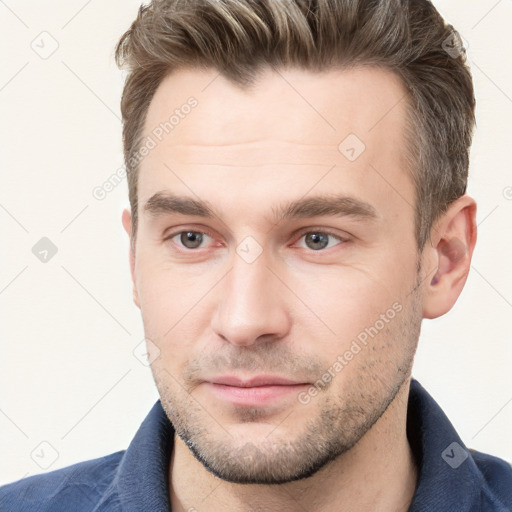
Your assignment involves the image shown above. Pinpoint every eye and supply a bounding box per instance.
[168,230,214,250]
[165,228,347,252]
[295,230,346,251]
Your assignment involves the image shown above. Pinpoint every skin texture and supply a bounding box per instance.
[122,66,477,512]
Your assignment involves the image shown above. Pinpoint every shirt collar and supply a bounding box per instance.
[406,379,484,511]
[112,379,485,512]
[113,399,174,512]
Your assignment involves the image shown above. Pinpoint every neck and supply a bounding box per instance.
[169,379,418,512]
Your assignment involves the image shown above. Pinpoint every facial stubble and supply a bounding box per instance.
[150,284,423,485]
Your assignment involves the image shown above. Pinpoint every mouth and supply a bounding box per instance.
[203,375,310,407]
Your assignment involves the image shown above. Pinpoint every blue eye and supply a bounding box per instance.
[296,231,345,251]
[165,229,347,253]
[171,231,213,249]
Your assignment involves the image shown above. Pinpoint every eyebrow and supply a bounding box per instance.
[143,192,379,223]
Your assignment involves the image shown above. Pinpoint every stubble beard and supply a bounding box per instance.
[151,284,423,485]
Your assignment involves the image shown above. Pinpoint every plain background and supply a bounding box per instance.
[1,0,511,485]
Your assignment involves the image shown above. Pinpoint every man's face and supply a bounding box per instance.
[127,66,426,483]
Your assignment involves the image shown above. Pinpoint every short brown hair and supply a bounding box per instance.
[115,0,475,251]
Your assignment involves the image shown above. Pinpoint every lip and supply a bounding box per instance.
[208,375,306,387]
[204,375,309,407]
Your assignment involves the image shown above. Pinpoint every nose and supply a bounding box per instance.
[210,250,291,347]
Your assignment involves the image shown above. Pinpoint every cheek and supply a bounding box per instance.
[135,260,186,343]
[135,259,218,364]
[135,245,198,306]
[291,260,408,336]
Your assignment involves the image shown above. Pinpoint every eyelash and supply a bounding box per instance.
[164,227,349,252]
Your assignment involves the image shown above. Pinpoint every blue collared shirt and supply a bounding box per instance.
[1,379,511,511]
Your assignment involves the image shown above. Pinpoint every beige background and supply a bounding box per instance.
[1,0,511,484]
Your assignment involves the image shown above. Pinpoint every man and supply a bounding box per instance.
[1,0,511,510]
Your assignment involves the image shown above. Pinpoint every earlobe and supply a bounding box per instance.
[121,209,140,309]
[422,195,477,319]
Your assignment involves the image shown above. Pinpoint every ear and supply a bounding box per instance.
[122,208,140,309]
[422,194,477,319]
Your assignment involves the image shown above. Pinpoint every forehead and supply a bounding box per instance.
[137,65,414,226]
[144,65,409,148]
